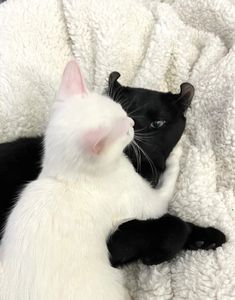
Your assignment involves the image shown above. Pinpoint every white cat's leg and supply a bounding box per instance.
[118,144,182,221]
[156,143,182,199]
[139,144,182,219]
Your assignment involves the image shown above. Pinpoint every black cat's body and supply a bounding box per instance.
[0,72,226,265]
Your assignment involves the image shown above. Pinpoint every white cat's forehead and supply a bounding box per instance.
[72,93,124,115]
[88,93,124,111]
[53,92,126,127]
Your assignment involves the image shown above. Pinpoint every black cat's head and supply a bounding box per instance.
[107,72,194,186]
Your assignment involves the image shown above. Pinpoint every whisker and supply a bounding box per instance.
[119,98,130,111]
[134,127,147,133]
[130,142,141,172]
[132,140,158,179]
[128,107,141,118]
[134,133,153,141]
[113,87,123,103]
[135,131,158,136]
[130,115,146,120]
[116,94,127,103]
[134,136,153,144]
[135,134,157,139]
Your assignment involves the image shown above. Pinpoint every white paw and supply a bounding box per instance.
[166,144,182,168]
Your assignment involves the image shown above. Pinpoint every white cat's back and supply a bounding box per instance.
[1,154,173,300]
[1,177,130,300]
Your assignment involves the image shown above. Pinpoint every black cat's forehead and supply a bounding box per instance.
[123,86,175,104]
[108,71,193,115]
[121,86,177,118]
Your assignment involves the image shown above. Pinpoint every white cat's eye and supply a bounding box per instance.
[150,120,166,129]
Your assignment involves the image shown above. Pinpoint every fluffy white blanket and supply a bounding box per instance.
[0,0,235,298]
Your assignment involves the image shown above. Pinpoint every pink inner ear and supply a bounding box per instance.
[84,118,133,155]
[58,59,86,99]
[84,127,110,155]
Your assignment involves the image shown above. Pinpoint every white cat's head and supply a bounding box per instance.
[43,60,134,176]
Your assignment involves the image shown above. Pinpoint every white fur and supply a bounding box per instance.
[1,74,181,300]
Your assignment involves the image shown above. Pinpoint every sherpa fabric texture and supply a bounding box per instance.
[0,0,235,299]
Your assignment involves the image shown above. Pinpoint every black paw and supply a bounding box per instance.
[187,227,226,251]
[141,252,167,266]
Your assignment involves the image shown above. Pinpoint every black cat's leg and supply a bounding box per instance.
[107,219,149,267]
[107,214,190,267]
[108,215,226,268]
[184,222,226,250]
[140,214,190,265]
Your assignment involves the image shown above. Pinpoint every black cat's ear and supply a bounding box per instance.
[109,72,121,86]
[108,72,122,97]
[176,82,194,111]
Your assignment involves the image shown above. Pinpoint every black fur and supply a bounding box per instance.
[0,137,43,233]
[107,73,225,266]
[108,72,192,186]
[107,215,226,267]
[0,73,226,265]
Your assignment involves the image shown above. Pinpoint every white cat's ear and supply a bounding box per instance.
[57,59,87,99]
[83,127,112,155]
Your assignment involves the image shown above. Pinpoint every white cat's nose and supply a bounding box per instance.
[127,117,135,127]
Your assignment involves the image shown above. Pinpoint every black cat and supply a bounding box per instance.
[0,72,225,267]
[106,73,225,266]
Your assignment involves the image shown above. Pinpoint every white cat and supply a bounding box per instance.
[1,60,181,300]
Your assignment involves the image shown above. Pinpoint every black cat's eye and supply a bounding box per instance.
[150,120,166,129]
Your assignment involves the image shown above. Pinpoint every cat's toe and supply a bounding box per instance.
[204,242,216,250]
[195,240,204,248]
[188,227,226,251]
[188,241,204,250]
[203,227,226,249]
